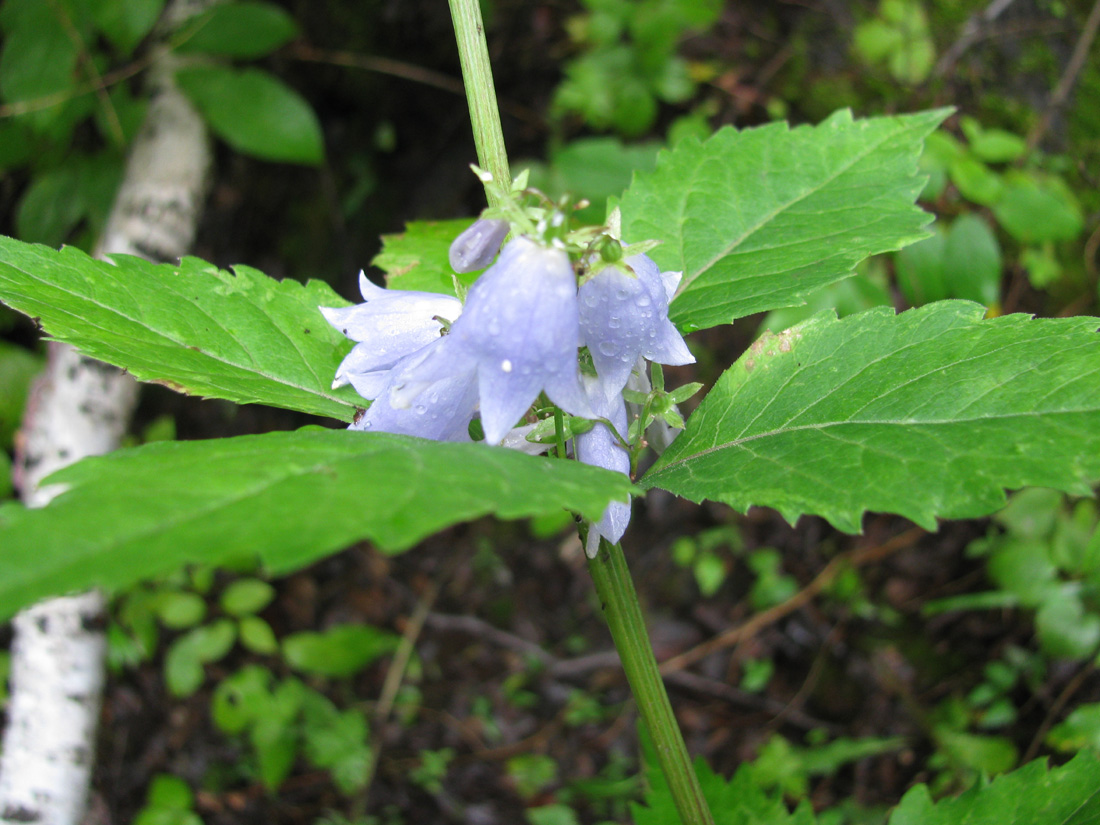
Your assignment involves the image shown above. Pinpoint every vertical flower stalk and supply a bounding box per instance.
[447,0,510,205]
[441,6,717,825]
[588,538,717,825]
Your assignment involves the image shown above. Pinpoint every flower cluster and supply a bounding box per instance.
[322,215,695,555]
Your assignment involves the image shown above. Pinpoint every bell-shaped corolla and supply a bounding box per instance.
[575,376,631,552]
[578,254,694,398]
[321,272,462,400]
[402,236,592,445]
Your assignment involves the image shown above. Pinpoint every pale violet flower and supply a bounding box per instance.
[351,337,479,441]
[321,272,462,400]
[393,236,593,445]
[578,253,694,397]
[449,218,509,273]
[575,376,631,556]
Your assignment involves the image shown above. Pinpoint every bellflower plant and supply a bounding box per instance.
[321,195,697,547]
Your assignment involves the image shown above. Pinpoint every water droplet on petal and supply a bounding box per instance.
[598,341,619,357]
[583,293,599,307]
[501,359,513,373]
[615,288,631,300]
[636,293,652,307]
[608,316,621,329]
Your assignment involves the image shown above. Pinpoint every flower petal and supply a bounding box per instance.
[320,275,462,383]
[575,382,631,545]
[579,253,694,396]
[454,236,592,443]
[352,347,478,442]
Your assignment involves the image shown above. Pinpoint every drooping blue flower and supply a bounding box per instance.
[578,253,694,397]
[395,236,593,445]
[321,272,462,400]
[575,376,631,553]
[449,218,510,273]
[351,337,479,441]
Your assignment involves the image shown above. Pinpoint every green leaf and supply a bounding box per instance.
[212,664,270,733]
[175,1,298,58]
[15,153,123,247]
[144,774,194,811]
[89,0,166,55]
[300,692,371,792]
[0,0,80,132]
[620,108,948,332]
[175,65,323,165]
[949,154,1004,205]
[374,219,473,295]
[154,591,207,629]
[164,619,236,696]
[0,341,42,450]
[220,579,275,616]
[238,615,279,654]
[960,117,1027,164]
[0,238,361,421]
[0,429,635,620]
[895,226,948,305]
[283,624,399,678]
[1047,703,1100,753]
[942,214,1002,306]
[992,172,1083,244]
[890,753,1100,825]
[641,302,1100,533]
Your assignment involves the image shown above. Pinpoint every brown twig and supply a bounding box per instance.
[356,578,441,816]
[1025,0,1100,153]
[45,0,125,145]
[934,0,1020,78]
[1022,657,1097,763]
[0,55,153,119]
[658,527,926,675]
[286,42,543,128]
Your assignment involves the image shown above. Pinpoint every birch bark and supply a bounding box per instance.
[0,5,215,822]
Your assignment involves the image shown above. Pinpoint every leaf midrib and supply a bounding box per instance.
[675,124,912,299]
[648,408,1096,478]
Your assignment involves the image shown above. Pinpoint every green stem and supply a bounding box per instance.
[553,407,567,459]
[447,0,511,206]
[588,538,716,825]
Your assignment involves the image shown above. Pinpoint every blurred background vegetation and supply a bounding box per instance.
[0,1,1098,823]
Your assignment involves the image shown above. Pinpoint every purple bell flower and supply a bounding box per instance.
[578,253,694,397]
[321,272,462,400]
[575,376,631,553]
[449,218,510,273]
[396,236,593,445]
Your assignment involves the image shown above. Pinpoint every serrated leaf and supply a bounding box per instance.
[374,219,473,295]
[619,108,948,332]
[175,1,298,58]
[641,302,1100,533]
[890,752,1100,825]
[0,237,362,421]
[0,428,635,620]
[175,65,323,165]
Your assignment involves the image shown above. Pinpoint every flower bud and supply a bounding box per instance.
[598,237,624,263]
[449,218,509,273]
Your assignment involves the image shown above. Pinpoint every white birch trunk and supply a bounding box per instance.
[0,5,215,822]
